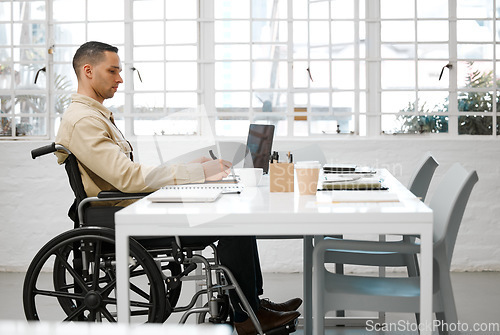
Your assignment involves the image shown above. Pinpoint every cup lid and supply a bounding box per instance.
[294,160,322,168]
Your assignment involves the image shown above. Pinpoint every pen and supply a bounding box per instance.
[272,151,279,163]
[223,190,241,194]
[209,149,237,182]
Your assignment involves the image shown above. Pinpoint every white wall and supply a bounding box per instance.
[1,137,499,272]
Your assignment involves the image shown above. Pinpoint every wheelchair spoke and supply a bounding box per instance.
[130,268,146,278]
[63,304,88,321]
[130,282,150,301]
[101,297,117,305]
[102,296,153,310]
[33,288,84,301]
[99,277,116,297]
[88,310,97,322]
[57,275,109,291]
[98,307,117,322]
[130,309,151,316]
[129,262,140,274]
[130,300,154,309]
[55,249,89,294]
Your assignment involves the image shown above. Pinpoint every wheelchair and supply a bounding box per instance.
[23,143,297,335]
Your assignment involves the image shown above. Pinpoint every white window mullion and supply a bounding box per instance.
[287,0,294,136]
[448,0,458,136]
[307,1,311,132]
[199,0,215,137]
[9,2,15,137]
[124,0,134,138]
[354,0,360,135]
[249,1,254,124]
[494,0,498,137]
[365,0,381,136]
[414,0,419,117]
[328,0,333,120]
[46,0,55,139]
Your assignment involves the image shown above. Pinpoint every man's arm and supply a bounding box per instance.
[69,116,205,194]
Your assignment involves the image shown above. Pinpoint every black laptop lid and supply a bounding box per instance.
[244,124,275,173]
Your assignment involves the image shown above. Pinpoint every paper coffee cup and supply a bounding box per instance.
[295,161,321,195]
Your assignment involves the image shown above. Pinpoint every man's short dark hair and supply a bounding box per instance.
[73,41,119,78]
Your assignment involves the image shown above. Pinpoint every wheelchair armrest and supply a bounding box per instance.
[78,192,152,227]
[97,191,152,199]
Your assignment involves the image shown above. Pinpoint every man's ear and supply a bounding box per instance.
[83,64,93,79]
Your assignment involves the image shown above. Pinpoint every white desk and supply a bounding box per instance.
[115,170,433,334]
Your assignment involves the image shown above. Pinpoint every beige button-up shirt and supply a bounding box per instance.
[55,94,205,200]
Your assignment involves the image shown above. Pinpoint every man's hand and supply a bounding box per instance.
[202,159,232,181]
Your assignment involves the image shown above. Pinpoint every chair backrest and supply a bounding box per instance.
[407,153,439,201]
[429,163,478,264]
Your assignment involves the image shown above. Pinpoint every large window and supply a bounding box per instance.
[1,0,499,139]
[0,1,48,138]
[378,0,499,136]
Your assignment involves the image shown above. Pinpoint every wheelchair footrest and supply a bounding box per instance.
[263,317,298,335]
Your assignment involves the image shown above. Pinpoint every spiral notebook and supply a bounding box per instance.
[148,183,242,203]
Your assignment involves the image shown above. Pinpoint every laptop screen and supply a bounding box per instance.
[244,124,275,173]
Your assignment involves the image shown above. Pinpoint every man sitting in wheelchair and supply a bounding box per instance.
[53,41,301,335]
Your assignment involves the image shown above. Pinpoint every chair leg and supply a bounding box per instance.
[331,235,346,318]
[438,269,459,335]
[436,312,449,335]
[406,253,420,324]
[334,262,346,318]
[415,313,420,328]
[406,254,420,277]
[312,246,326,335]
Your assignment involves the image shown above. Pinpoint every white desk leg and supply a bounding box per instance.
[303,235,313,335]
[419,225,433,335]
[115,227,130,323]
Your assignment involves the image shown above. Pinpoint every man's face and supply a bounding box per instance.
[90,51,123,101]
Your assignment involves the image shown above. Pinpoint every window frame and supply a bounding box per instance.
[0,0,499,140]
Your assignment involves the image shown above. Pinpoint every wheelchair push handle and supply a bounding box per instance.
[31,143,56,159]
[31,143,71,159]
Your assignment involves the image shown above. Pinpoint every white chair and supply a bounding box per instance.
[407,153,440,201]
[324,153,439,279]
[312,163,479,335]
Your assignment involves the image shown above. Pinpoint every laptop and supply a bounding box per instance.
[243,124,275,174]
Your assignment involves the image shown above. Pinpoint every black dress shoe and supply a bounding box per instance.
[234,306,300,335]
[260,297,303,312]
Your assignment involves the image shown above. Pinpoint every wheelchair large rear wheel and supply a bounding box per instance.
[23,227,168,323]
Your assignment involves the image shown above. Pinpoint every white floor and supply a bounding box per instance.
[1,271,499,334]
